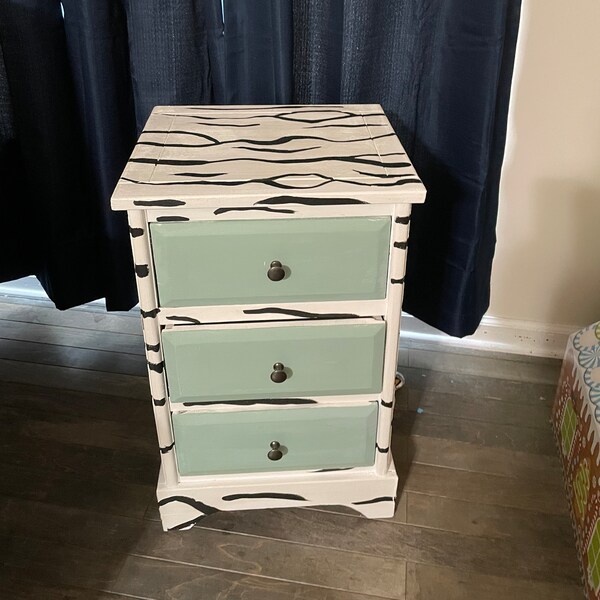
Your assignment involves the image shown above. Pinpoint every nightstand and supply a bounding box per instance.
[111,104,426,531]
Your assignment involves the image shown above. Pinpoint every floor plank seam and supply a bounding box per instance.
[128,552,402,599]
[0,337,145,358]
[394,409,556,433]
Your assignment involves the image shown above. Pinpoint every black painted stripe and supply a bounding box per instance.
[222,492,307,502]
[214,207,295,215]
[275,110,383,123]
[143,133,340,147]
[143,129,220,143]
[394,241,408,250]
[225,134,348,146]
[158,495,219,516]
[391,278,405,285]
[130,155,410,169]
[182,398,317,407]
[376,444,389,454]
[234,145,320,154]
[159,442,175,454]
[161,114,265,121]
[348,177,421,188]
[243,307,359,319]
[139,140,225,152]
[356,152,407,158]
[148,361,165,374]
[255,195,365,206]
[134,264,150,278]
[153,397,166,407]
[171,104,346,111]
[156,215,190,222]
[165,315,201,325]
[307,122,387,129]
[172,171,227,177]
[123,174,334,191]
[143,131,394,150]
[352,496,395,506]
[122,174,418,190]
[145,343,160,352]
[172,106,351,113]
[129,226,144,238]
[162,109,380,124]
[381,399,394,408]
[313,467,354,473]
[159,117,260,127]
[168,515,206,531]
[395,215,411,225]
[132,199,187,207]
[352,170,417,178]
[141,308,160,318]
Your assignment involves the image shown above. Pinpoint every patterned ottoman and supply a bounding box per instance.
[553,321,600,599]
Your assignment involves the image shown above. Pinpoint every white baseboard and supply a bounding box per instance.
[400,312,578,359]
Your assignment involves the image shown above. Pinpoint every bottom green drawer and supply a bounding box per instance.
[173,404,378,476]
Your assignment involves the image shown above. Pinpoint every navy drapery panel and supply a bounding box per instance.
[293,0,521,336]
[0,1,520,336]
[0,0,217,309]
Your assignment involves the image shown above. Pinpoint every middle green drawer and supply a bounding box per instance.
[162,320,386,403]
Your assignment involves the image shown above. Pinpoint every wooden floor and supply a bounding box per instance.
[0,297,584,599]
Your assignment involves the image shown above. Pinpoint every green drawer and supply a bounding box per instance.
[150,217,391,307]
[173,404,378,476]
[162,320,386,403]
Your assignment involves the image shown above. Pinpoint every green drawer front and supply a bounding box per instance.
[150,217,391,307]
[163,321,386,403]
[173,404,378,476]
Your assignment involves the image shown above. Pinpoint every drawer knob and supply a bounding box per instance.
[268,440,283,461]
[270,363,287,383]
[267,260,285,282]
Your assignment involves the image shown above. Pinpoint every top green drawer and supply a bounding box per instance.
[150,217,391,307]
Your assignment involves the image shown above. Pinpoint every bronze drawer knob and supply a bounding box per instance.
[270,363,287,383]
[267,260,285,281]
[268,441,283,461]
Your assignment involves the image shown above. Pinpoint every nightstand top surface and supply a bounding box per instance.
[111,104,426,210]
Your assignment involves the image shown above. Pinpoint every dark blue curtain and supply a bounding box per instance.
[0,0,520,336]
[293,0,522,336]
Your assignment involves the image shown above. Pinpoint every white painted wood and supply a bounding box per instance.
[156,459,399,531]
[169,394,382,414]
[164,316,381,333]
[157,300,388,326]
[127,211,178,487]
[114,104,425,529]
[111,104,425,210]
[146,203,396,222]
[375,203,412,476]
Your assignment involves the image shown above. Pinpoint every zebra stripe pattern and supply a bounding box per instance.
[113,104,425,530]
[112,105,425,211]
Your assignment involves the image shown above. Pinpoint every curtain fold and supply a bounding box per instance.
[221,0,293,104]
[61,0,137,310]
[293,0,521,336]
[0,0,520,336]
[0,0,218,310]
[0,0,109,308]
[121,0,213,131]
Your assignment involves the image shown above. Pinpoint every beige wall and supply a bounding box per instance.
[488,0,600,329]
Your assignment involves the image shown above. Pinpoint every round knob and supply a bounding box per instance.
[267,441,283,461]
[267,260,285,282]
[270,363,287,383]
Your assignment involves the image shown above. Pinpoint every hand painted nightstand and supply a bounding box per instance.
[111,104,426,531]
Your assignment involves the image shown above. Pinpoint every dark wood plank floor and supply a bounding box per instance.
[0,298,584,599]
